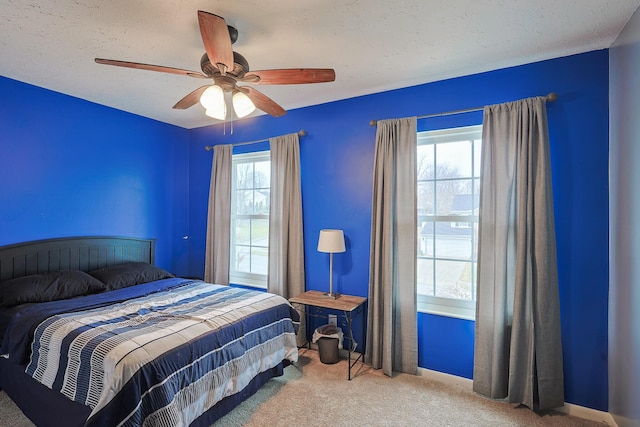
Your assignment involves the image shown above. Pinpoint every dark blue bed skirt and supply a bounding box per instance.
[0,357,290,427]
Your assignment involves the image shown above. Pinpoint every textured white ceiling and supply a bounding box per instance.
[1,0,638,129]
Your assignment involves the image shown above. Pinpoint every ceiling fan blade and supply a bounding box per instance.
[198,11,234,74]
[238,68,336,85]
[242,87,286,117]
[95,58,208,78]
[173,86,210,109]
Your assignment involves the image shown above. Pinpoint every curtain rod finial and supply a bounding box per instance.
[369,120,377,127]
[298,130,307,137]
[546,92,558,102]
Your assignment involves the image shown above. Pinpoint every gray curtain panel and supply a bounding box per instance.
[365,117,418,376]
[204,144,232,285]
[473,97,564,410]
[268,133,306,344]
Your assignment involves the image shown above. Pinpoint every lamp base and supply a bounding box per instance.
[322,292,341,299]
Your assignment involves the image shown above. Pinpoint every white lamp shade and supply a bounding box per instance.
[317,229,346,253]
[200,85,226,120]
[232,91,256,118]
[205,106,227,120]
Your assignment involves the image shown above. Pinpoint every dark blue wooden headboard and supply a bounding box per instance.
[0,236,156,281]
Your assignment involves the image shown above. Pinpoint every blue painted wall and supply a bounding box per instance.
[418,312,475,379]
[1,49,610,411]
[189,50,610,411]
[0,76,191,274]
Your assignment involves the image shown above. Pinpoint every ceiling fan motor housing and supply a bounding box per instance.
[200,51,249,78]
[227,25,238,44]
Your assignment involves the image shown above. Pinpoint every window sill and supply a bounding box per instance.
[230,282,267,292]
[417,302,475,321]
[229,275,267,290]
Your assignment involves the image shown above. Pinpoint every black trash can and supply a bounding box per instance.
[317,336,339,364]
[314,325,342,364]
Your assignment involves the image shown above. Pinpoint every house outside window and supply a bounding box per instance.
[417,125,482,319]
[230,151,270,288]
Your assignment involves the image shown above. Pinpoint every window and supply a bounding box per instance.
[417,125,482,320]
[230,151,270,288]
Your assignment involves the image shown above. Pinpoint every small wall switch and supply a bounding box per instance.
[328,314,337,326]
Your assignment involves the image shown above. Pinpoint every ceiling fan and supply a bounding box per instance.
[95,11,336,119]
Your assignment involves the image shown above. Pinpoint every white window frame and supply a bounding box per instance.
[417,125,482,320]
[229,150,270,289]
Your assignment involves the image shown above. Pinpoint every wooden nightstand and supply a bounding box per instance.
[289,290,367,380]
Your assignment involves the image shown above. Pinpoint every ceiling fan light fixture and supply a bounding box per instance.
[200,84,224,107]
[205,105,227,120]
[232,91,256,118]
[200,85,227,120]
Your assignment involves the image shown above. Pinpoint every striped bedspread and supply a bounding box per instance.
[22,280,299,427]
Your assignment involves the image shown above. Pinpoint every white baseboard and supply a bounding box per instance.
[557,403,618,426]
[417,367,618,426]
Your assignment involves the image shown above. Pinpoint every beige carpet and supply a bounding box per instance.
[0,350,606,426]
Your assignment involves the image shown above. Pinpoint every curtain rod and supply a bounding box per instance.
[368,93,558,127]
[204,130,307,151]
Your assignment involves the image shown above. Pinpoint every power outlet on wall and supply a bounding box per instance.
[328,314,337,326]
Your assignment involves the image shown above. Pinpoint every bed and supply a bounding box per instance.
[0,236,299,427]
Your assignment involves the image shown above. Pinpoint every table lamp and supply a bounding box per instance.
[317,229,346,299]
